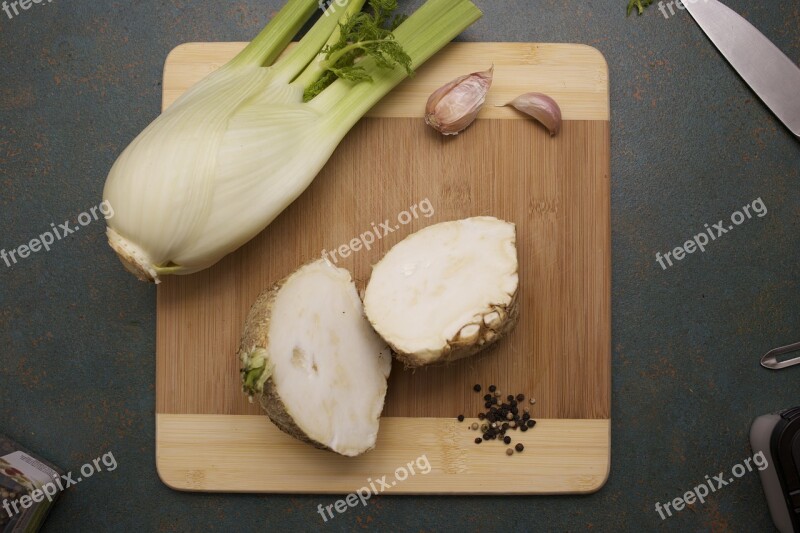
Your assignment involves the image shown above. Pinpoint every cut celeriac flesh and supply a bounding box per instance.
[364,217,519,367]
[238,259,391,457]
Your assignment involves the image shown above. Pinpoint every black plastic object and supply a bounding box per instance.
[751,406,800,533]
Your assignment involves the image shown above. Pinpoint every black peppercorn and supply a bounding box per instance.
[520,425,528,432]
[488,385,497,392]
[526,419,536,428]
[516,394,525,402]
[473,384,482,392]
[507,395,514,402]
[503,436,511,444]
[515,443,524,452]
[457,415,464,422]
[483,394,492,402]
[475,438,482,444]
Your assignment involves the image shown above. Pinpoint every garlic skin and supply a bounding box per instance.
[503,93,562,136]
[424,66,493,135]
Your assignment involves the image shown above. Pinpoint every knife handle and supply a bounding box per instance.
[761,341,800,370]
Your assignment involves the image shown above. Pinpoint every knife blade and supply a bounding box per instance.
[684,0,800,137]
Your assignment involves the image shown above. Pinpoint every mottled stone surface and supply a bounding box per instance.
[0,1,798,531]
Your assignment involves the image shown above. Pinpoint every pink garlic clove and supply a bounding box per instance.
[424,66,494,135]
[504,92,562,136]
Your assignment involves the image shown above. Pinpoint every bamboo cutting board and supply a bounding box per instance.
[156,42,611,494]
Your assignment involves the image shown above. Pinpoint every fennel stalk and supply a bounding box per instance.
[103,0,481,282]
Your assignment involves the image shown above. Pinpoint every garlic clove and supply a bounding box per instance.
[503,92,563,136]
[425,66,494,135]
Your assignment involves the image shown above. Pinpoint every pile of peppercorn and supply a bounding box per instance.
[456,384,537,456]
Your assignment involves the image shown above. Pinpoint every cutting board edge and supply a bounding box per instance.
[155,414,611,494]
[161,41,610,120]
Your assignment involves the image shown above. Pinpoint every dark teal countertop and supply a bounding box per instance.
[1,1,798,531]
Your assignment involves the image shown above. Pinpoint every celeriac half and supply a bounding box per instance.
[364,216,519,366]
[238,259,391,457]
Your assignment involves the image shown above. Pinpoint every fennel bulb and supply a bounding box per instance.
[102,0,481,282]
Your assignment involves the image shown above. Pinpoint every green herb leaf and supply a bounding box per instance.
[304,0,413,101]
[330,65,374,83]
[626,0,654,16]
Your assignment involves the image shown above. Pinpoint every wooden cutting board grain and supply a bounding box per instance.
[155,42,611,493]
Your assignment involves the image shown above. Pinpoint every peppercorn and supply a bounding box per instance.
[522,413,530,421]
[475,438,482,444]
[526,419,536,428]
[481,424,489,432]
[515,443,524,452]
[509,421,517,428]
[529,398,536,405]
[488,385,496,392]
[505,412,513,420]
[520,425,528,432]
[503,436,511,444]
[478,413,485,420]
[507,394,514,402]
[471,422,479,430]
[457,414,464,422]
[483,394,492,401]
[516,394,524,402]
[473,384,482,392]
[506,448,513,456]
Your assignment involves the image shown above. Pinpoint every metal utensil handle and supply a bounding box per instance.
[761,341,800,370]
